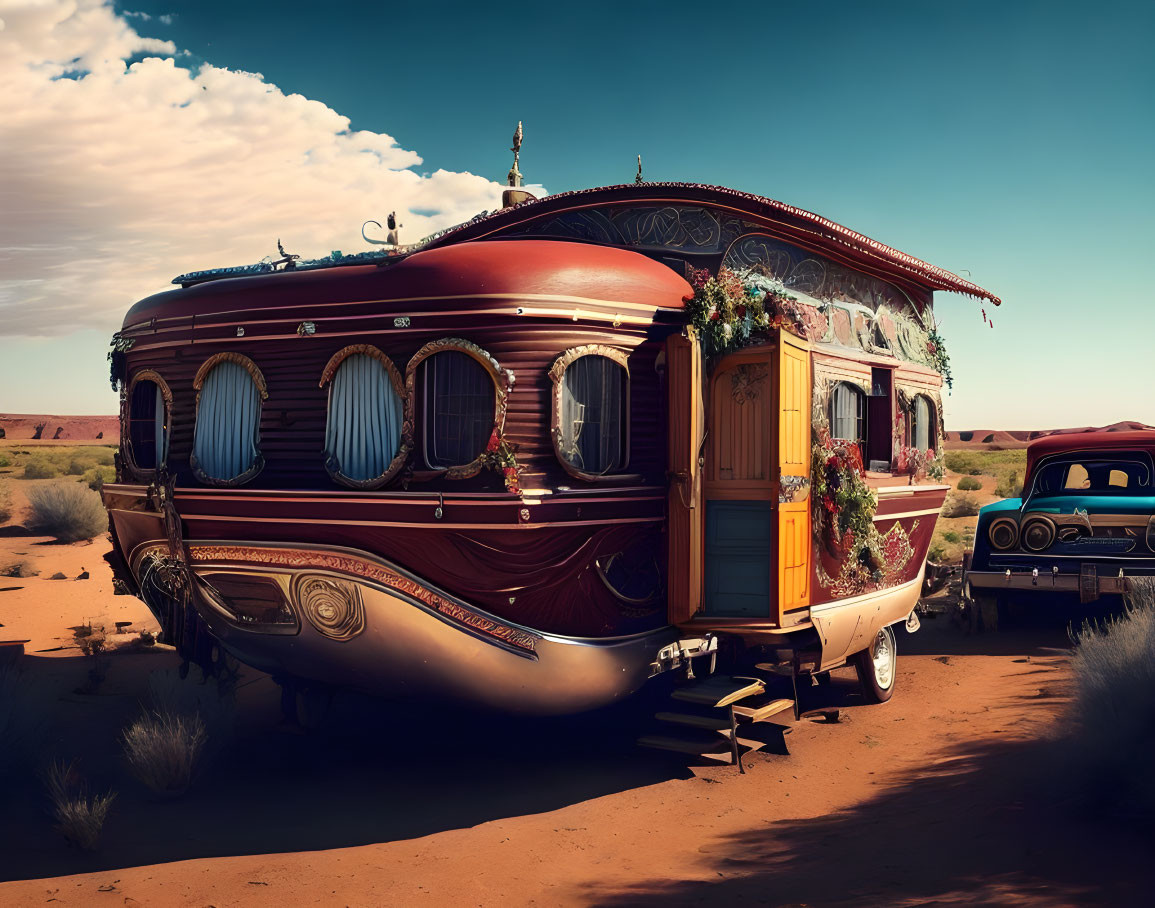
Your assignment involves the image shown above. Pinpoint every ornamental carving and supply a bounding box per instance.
[183,544,539,654]
[730,363,769,405]
[402,338,514,481]
[193,352,269,400]
[318,344,410,490]
[293,574,366,641]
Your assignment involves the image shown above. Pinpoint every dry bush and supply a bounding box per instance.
[83,465,116,491]
[122,710,207,798]
[26,481,107,542]
[22,458,58,479]
[0,479,11,524]
[996,470,1022,499]
[1063,579,1155,815]
[956,475,982,491]
[941,492,980,518]
[41,759,116,851]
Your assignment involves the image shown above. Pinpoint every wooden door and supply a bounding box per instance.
[703,347,776,618]
[666,330,705,624]
[775,333,812,624]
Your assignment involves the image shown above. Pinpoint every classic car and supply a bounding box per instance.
[965,430,1155,616]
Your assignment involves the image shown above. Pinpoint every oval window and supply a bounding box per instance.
[192,356,266,484]
[127,374,170,472]
[322,349,405,485]
[556,354,628,475]
[420,350,497,469]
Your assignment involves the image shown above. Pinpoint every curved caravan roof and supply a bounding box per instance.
[123,239,693,330]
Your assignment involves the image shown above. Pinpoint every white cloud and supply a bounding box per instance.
[0,0,533,336]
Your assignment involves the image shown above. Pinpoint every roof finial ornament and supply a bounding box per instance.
[508,121,523,188]
[635,154,643,185]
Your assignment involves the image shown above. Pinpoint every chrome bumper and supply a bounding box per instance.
[965,566,1136,601]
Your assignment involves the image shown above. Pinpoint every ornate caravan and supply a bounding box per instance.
[103,160,998,718]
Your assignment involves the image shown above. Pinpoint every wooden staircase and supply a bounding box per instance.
[637,674,796,772]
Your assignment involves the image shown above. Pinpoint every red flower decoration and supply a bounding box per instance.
[486,429,500,453]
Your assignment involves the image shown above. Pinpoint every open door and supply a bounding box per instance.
[666,329,705,624]
[775,332,812,626]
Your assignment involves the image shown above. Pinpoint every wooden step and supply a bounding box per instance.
[671,676,765,708]
[732,698,794,723]
[637,734,766,763]
[655,711,732,732]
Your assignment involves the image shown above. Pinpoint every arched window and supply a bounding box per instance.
[405,339,512,477]
[831,382,866,444]
[191,353,267,485]
[320,345,406,487]
[550,346,630,479]
[910,395,935,452]
[126,371,171,473]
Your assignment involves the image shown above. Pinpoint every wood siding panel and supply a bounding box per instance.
[666,331,704,624]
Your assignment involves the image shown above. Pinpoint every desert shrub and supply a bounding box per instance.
[65,458,89,475]
[0,454,11,467]
[122,710,207,798]
[26,481,107,542]
[0,480,11,524]
[82,465,116,491]
[41,759,116,851]
[92,447,116,466]
[996,470,1022,499]
[941,493,980,518]
[22,458,58,479]
[943,530,962,544]
[928,542,948,563]
[1063,579,1155,815]
[956,476,982,491]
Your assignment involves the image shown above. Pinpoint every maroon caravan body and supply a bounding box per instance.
[103,182,998,715]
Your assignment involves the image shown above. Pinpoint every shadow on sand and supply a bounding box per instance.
[587,680,1153,906]
[0,652,692,882]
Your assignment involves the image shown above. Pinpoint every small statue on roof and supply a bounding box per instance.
[508,121,523,188]
[386,211,402,247]
[636,154,643,184]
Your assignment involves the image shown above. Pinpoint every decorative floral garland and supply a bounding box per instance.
[482,428,523,495]
[686,266,809,357]
[924,323,952,390]
[811,427,877,557]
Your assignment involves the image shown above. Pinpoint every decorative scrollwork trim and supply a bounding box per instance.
[319,344,410,490]
[549,345,632,483]
[402,338,513,481]
[193,352,269,401]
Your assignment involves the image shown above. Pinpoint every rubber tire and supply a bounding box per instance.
[853,625,897,704]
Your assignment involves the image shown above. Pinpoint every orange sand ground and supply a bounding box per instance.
[0,415,118,445]
[2,465,1152,905]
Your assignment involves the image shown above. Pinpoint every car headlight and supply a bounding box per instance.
[988,517,1019,551]
[1021,515,1056,552]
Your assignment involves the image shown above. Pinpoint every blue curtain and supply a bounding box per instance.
[325,354,403,480]
[193,361,261,481]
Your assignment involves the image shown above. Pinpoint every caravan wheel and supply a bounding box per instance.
[853,625,897,703]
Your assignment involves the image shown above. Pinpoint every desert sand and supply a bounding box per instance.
[2,450,1152,906]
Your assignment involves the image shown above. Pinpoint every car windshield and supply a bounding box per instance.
[1029,454,1153,497]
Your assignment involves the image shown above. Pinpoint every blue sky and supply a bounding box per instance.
[1,0,1152,429]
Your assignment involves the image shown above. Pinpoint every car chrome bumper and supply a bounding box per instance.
[965,566,1138,601]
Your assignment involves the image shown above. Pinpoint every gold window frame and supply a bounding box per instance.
[190,352,268,487]
[548,345,634,483]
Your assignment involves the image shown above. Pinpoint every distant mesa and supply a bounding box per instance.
[945,421,1154,449]
[0,414,118,444]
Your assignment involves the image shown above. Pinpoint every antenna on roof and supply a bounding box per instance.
[635,154,643,184]
[502,121,537,208]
